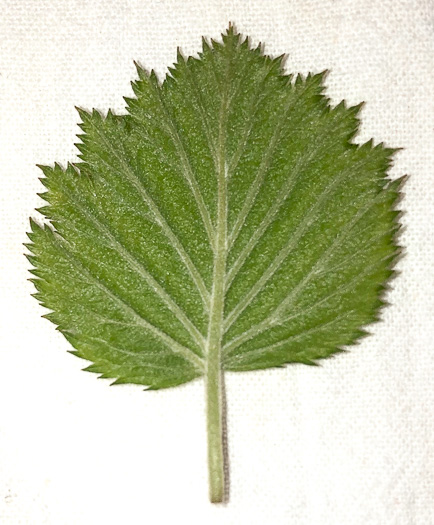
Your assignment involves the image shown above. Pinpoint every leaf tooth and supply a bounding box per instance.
[297,358,319,366]
[186,55,198,67]
[90,108,103,122]
[383,262,399,282]
[144,384,161,391]
[29,217,43,233]
[133,60,148,81]
[82,364,101,373]
[25,253,38,266]
[148,69,159,85]
[130,79,142,97]
[35,191,52,208]
[390,173,408,198]
[353,328,370,340]
[390,210,404,228]
[63,331,80,346]
[222,24,235,43]
[322,102,332,115]
[75,133,87,143]
[176,46,185,65]
[74,142,87,155]
[281,73,293,87]
[28,268,43,278]
[377,296,391,311]
[295,73,304,86]
[98,372,116,380]
[358,138,374,152]
[254,41,264,55]
[23,241,35,253]
[40,221,53,234]
[233,29,242,46]
[350,101,365,115]
[210,38,223,51]
[53,161,65,173]
[38,177,51,192]
[316,68,329,82]
[29,277,43,290]
[30,275,48,290]
[346,128,359,142]
[71,161,83,173]
[66,161,78,175]
[110,377,129,385]
[334,99,346,112]
[275,52,286,64]
[240,35,249,50]
[388,146,404,156]
[74,105,91,122]
[48,219,61,232]
[25,231,36,244]
[382,145,401,162]
[41,311,59,323]
[226,21,236,35]
[390,246,404,265]
[36,164,53,178]
[66,350,83,362]
[201,35,211,52]
[31,292,44,302]
[123,95,138,109]
[35,205,51,218]
[36,189,49,200]
[270,53,286,74]
[168,66,179,80]
[346,123,361,142]
[164,74,176,89]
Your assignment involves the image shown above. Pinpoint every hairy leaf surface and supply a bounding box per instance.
[27,25,402,501]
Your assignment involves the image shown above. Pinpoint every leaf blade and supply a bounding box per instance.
[28,26,403,387]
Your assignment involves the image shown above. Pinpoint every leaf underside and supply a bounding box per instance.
[27,27,403,390]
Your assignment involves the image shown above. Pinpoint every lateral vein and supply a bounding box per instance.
[56,173,206,351]
[225,113,357,292]
[47,229,205,372]
[227,81,303,251]
[224,155,376,336]
[144,74,217,251]
[226,311,355,364]
[224,247,395,357]
[88,118,211,311]
[226,63,280,180]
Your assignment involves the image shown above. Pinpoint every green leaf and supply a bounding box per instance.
[27,25,403,502]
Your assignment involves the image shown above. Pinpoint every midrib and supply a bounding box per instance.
[204,41,231,503]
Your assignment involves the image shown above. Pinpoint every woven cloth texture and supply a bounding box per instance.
[1,0,433,523]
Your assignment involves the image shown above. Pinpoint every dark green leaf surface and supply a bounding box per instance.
[27,27,402,390]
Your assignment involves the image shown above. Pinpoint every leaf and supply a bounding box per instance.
[26,25,403,502]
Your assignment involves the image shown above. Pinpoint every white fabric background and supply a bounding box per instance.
[1,0,433,523]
